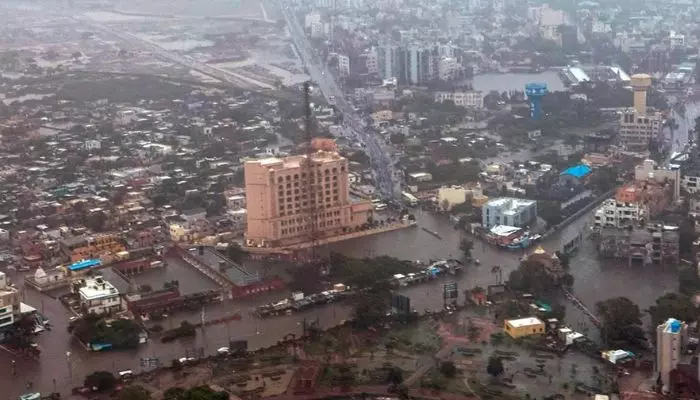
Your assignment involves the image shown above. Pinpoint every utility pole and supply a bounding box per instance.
[303,82,319,260]
[66,351,72,386]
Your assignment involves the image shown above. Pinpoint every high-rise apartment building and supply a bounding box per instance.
[657,318,687,393]
[244,151,373,248]
[618,74,663,151]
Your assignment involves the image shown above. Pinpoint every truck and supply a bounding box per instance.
[402,191,418,207]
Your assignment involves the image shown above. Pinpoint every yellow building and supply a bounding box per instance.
[61,233,125,262]
[504,317,545,338]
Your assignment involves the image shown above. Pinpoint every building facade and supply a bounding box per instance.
[635,159,680,199]
[482,197,537,229]
[593,181,673,229]
[504,317,545,338]
[61,233,126,262]
[244,151,373,247]
[657,318,688,393]
[434,90,484,109]
[76,276,122,315]
[619,74,663,151]
[0,272,19,329]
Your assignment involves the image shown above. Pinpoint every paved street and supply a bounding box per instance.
[278,1,399,198]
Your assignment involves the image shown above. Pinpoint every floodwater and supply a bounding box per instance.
[471,70,566,93]
[1,208,679,398]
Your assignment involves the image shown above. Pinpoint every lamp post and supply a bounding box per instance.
[66,351,73,386]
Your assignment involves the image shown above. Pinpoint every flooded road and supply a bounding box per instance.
[1,208,679,398]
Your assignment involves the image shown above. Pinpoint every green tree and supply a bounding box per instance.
[117,385,151,400]
[353,291,389,329]
[596,297,646,348]
[647,293,698,331]
[387,366,404,385]
[486,355,504,378]
[84,371,117,392]
[459,238,474,259]
[440,361,457,377]
[163,387,187,400]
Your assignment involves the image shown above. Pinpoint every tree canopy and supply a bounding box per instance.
[647,292,699,332]
[117,386,151,400]
[596,297,646,348]
[486,355,504,378]
[507,256,574,296]
[84,371,117,392]
[162,386,229,400]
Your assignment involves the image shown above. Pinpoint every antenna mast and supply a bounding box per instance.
[303,82,319,260]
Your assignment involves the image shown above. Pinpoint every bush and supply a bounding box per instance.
[84,371,117,392]
[439,361,457,378]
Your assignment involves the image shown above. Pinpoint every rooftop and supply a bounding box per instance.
[78,276,119,300]
[662,318,683,334]
[506,317,543,328]
[560,164,592,179]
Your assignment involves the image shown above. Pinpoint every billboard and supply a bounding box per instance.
[391,294,411,316]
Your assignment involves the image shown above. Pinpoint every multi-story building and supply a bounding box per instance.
[61,233,126,262]
[438,57,460,81]
[437,186,469,211]
[635,159,680,199]
[75,276,122,315]
[377,44,402,80]
[482,197,537,229]
[597,224,679,266]
[0,272,20,329]
[434,90,484,109]
[618,74,663,151]
[593,180,673,229]
[329,52,350,76]
[656,318,687,393]
[365,48,379,75]
[244,150,373,248]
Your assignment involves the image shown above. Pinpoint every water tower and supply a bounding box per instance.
[525,82,548,120]
[630,73,652,115]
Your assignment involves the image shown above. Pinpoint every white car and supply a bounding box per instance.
[217,347,230,355]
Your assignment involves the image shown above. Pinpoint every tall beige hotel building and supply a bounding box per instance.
[244,143,373,248]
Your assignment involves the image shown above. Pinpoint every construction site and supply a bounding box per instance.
[595,224,680,266]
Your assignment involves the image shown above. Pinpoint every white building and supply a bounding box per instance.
[669,31,685,48]
[365,48,379,74]
[434,90,484,109]
[77,276,122,315]
[0,271,19,328]
[304,11,322,29]
[482,197,537,229]
[593,198,645,229]
[329,52,350,76]
[656,318,687,394]
[438,57,460,81]
[84,139,101,151]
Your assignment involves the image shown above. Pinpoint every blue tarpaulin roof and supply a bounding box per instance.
[665,318,682,333]
[560,164,592,179]
[68,259,101,271]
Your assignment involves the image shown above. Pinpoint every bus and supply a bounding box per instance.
[402,191,418,207]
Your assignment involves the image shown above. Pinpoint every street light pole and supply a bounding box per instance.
[66,351,72,386]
